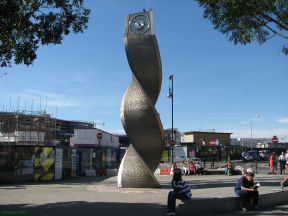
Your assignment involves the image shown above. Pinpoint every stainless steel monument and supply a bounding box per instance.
[117,11,165,188]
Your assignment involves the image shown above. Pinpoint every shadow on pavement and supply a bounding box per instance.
[0,176,112,187]
[221,205,288,216]
[0,201,166,216]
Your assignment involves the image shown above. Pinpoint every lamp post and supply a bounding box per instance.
[167,74,174,163]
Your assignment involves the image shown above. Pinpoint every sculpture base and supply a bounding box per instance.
[117,145,160,188]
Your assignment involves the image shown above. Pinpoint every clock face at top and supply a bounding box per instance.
[129,14,150,35]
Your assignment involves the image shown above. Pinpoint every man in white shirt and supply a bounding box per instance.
[279,152,286,174]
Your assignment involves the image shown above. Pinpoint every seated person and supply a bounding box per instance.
[166,168,192,216]
[224,164,228,175]
[181,162,188,175]
[280,176,288,189]
[227,160,233,176]
[234,172,259,212]
[195,161,204,175]
[188,161,196,175]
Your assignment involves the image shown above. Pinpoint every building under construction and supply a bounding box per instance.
[0,111,95,182]
[0,111,94,146]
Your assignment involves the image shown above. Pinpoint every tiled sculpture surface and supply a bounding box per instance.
[118,11,165,188]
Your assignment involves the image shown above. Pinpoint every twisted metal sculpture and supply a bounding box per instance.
[117,11,165,188]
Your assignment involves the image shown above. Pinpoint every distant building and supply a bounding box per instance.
[182,131,232,146]
[181,131,232,161]
[164,128,181,146]
[118,134,131,148]
[70,128,119,176]
[231,138,288,149]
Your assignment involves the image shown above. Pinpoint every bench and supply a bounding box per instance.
[177,190,288,215]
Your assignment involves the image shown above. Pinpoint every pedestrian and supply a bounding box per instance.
[285,151,288,161]
[280,176,288,190]
[285,151,288,171]
[195,161,205,175]
[170,162,177,175]
[227,160,233,176]
[166,168,192,215]
[269,152,276,174]
[234,172,260,212]
[279,152,286,174]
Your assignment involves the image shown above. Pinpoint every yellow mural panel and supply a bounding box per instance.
[34,147,55,181]
[43,147,53,158]
[34,173,41,181]
[42,159,55,173]
[41,173,54,181]
[35,147,40,153]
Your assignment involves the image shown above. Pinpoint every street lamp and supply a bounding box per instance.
[167,74,174,163]
[249,114,261,150]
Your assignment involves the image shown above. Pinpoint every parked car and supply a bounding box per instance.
[242,150,260,161]
[259,150,270,160]
[248,150,260,161]
[242,152,253,161]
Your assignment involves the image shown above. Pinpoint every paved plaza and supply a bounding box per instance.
[1,174,288,216]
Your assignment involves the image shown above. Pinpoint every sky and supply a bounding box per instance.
[0,0,288,140]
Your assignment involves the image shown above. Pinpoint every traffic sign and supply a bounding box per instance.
[97,132,103,139]
[272,135,278,144]
[210,139,217,146]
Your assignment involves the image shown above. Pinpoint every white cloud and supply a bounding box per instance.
[278,117,288,124]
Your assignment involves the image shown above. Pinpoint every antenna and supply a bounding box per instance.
[17,96,20,111]
[45,96,47,113]
[9,96,11,112]
[31,99,34,113]
[40,97,42,113]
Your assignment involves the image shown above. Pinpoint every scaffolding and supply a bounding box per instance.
[0,111,56,146]
[0,110,95,147]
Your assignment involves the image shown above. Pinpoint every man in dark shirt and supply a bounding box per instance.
[166,168,192,216]
[234,172,259,212]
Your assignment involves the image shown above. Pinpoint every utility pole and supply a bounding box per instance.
[167,74,174,163]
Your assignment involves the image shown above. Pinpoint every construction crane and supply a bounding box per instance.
[93,122,105,128]
[0,72,7,79]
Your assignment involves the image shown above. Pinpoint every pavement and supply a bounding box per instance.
[0,173,287,216]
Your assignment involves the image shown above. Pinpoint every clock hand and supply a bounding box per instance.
[135,21,144,29]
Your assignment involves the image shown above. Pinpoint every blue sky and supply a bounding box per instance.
[0,0,287,140]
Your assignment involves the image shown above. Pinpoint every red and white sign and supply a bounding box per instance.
[272,135,278,144]
[210,139,217,146]
[97,132,103,139]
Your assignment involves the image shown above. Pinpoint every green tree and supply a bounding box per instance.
[195,0,288,55]
[0,0,90,67]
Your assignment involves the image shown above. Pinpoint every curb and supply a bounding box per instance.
[177,190,288,215]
